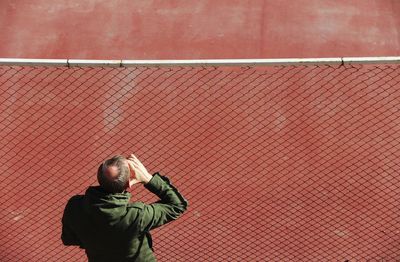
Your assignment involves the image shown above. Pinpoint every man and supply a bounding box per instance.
[61,154,188,261]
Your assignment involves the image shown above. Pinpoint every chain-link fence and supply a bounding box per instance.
[0,59,399,261]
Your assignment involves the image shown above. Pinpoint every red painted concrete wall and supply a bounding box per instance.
[1,1,400,261]
[0,0,399,59]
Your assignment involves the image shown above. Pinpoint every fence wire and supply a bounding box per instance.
[0,63,399,261]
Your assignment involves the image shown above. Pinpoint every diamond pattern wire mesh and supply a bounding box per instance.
[0,63,399,261]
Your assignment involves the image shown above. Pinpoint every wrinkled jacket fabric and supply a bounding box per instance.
[61,173,188,262]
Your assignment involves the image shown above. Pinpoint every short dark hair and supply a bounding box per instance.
[97,155,130,193]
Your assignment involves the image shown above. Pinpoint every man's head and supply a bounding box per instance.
[97,155,130,193]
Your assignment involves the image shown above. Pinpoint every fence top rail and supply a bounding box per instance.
[0,57,399,67]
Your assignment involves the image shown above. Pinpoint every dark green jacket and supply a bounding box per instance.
[61,173,188,262]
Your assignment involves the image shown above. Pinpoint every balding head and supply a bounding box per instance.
[97,155,130,193]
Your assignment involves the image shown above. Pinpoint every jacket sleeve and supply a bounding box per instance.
[138,172,188,232]
[61,197,84,247]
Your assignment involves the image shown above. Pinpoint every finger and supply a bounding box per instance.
[130,159,141,167]
[127,160,135,168]
[128,160,138,167]
[131,165,141,174]
[127,162,139,175]
[129,179,140,187]
[128,156,139,163]
[133,156,141,164]
[127,162,136,172]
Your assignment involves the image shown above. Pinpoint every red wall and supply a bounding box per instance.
[1,1,400,261]
[0,0,399,59]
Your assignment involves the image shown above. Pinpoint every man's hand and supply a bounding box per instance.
[127,154,153,187]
